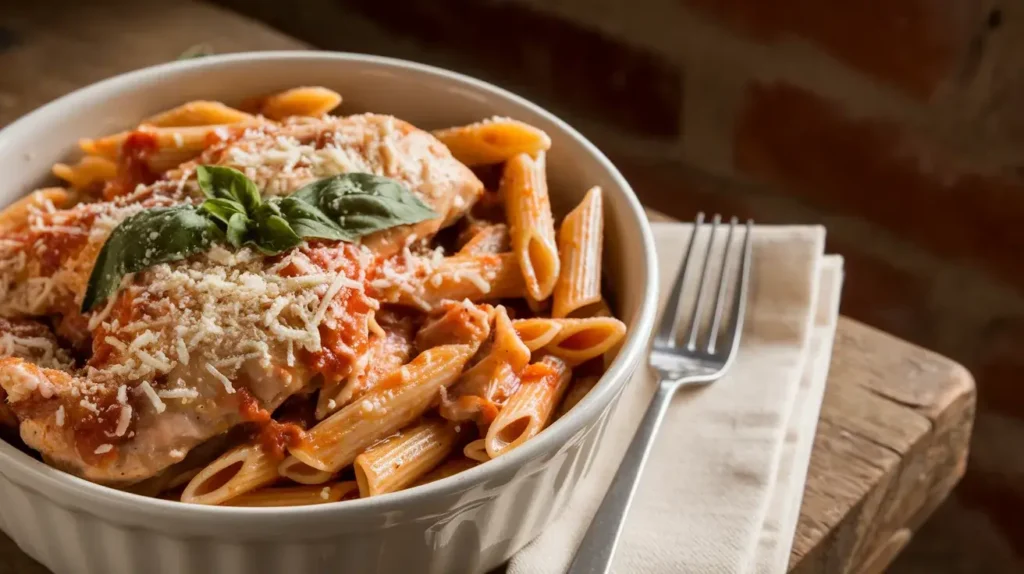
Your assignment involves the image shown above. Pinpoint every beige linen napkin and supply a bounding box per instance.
[508,223,844,574]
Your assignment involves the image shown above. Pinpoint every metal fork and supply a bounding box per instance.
[567,213,753,574]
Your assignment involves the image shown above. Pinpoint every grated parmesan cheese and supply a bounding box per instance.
[157,387,200,400]
[205,363,235,394]
[138,381,166,414]
[114,405,132,437]
[55,405,64,427]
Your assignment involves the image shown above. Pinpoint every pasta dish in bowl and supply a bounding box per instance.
[0,53,657,574]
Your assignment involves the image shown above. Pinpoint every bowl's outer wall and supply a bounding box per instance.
[0,53,658,574]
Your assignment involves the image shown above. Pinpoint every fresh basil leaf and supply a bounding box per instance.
[289,173,437,239]
[273,197,352,242]
[196,165,262,213]
[226,212,253,248]
[82,205,221,312]
[254,213,302,255]
[200,197,247,226]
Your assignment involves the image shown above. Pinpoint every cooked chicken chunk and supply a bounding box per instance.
[0,114,483,485]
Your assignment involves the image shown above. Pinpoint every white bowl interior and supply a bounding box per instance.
[0,53,658,529]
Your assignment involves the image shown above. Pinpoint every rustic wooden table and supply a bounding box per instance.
[0,2,975,573]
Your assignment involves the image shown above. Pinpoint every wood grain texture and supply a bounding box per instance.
[0,3,975,574]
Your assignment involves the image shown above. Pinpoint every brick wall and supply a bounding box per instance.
[215,0,1024,570]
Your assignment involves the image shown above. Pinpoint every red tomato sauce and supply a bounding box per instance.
[273,243,377,383]
[236,388,306,460]
[104,132,159,200]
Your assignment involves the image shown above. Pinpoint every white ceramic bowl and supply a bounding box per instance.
[0,52,658,574]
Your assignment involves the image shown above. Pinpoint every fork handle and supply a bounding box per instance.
[567,383,676,574]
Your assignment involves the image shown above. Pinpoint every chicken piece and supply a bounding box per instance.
[0,182,186,339]
[0,112,483,485]
[0,113,481,323]
[0,317,74,429]
[195,113,483,255]
[0,241,376,485]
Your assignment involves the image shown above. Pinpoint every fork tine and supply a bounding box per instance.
[653,212,704,346]
[684,214,721,350]
[717,219,753,360]
[705,217,738,354]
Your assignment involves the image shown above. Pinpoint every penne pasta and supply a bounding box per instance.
[166,467,202,491]
[580,298,614,319]
[52,156,118,191]
[432,118,551,166]
[410,457,479,487]
[485,356,572,458]
[375,253,527,310]
[80,123,259,172]
[226,481,357,507]
[284,343,480,474]
[353,419,459,497]
[552,187,604,319]
[0,188,72,233]
[512,317,626,366]
[462,439,490,462]
[142,100,256,127]
[501,152,560,302]
[261,87,343,120]
[180,444,280,505]
[458,223,510,255]
[277,459,335,486]
[510,318,563,352]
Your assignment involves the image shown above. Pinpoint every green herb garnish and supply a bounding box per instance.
[81,167,437,312]
[81,205,222,312]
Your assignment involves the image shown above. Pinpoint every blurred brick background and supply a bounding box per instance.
[211,0,1024,571]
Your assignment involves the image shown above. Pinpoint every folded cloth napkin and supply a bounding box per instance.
[508,222,844,574]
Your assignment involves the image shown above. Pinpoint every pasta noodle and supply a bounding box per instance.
[52,156,118,190]
[353,420,459,497]
[508,318,563,352]
[485,356,572,458]
[181,444,280,505]
[462,439,490,462]
[226,482,357,507]
[374,253,527,309]
[552,187,604,319]
[142,100,256,127]
[0,86,627,507]
[458,223,510,255]
[0,188,72,232]
[260,87,343,120]
[501,152,560,302]
[433,118,551,166]
[284,343,480,474]
[512,317,626,366]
